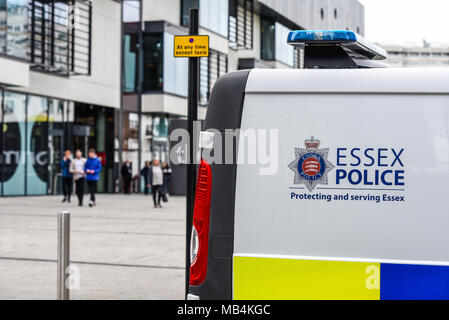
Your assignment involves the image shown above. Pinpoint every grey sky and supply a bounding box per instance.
[360,0,449,46]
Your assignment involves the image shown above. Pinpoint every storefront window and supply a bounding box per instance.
[152,117,169,162]
[0,93,114,197]
[140,114,152,162]
[48,98,65,195]
[26,95,48,195]
[7,0,29,59]
[75,104,115,193]
[153,117,168,138]
[2,91,26,195]
[121,111,139,182]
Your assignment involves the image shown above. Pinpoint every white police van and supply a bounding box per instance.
[188,30,449,300]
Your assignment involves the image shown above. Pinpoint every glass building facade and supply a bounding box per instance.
[0,0,29,60]
[1,91,48,196]
[0,89,115,196]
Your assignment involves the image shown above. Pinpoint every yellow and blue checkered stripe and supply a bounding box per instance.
[233,256,449,300]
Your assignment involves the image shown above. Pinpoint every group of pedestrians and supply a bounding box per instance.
[141,160,172,209]
[60,149,102,207]
[62,151,171,209]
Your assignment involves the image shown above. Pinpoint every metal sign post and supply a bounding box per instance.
[173,7,209,300]
[186,8,199,299]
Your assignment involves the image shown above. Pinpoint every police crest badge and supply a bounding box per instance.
[288,137,334,192]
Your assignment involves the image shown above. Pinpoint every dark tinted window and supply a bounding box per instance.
[143,33,164,91]
[181,0,199,27]
[261,18,275,61]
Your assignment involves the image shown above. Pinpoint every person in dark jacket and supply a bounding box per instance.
[162,162,172,195]
[60,150,73,203]
[121,160,132,194]
[85,148,102,207]
[141,161,152,195]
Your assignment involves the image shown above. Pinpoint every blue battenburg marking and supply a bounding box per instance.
[381,263,449,300]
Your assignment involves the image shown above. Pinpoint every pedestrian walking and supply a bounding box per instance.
[141,161,152,195]
[85,148,102,207]
[149,159,164,208]
[70,150,86,206]
[60,150,73,203]
[121,160,132,194]
[162,162,172,198]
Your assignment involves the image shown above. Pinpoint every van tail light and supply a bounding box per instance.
[189,159,212,286]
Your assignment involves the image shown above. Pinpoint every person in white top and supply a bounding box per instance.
[150,159,164,208]
[69,150,86,206]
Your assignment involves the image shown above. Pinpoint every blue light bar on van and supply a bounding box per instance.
[288,30,387,60]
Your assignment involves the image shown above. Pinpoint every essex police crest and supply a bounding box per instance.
[288,137,334,192]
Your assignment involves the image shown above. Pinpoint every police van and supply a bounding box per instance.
[188,30,449,300]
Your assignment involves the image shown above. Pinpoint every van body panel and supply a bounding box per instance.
[234,93,449,261]
[233,77,449,299]
[190,68,449,300]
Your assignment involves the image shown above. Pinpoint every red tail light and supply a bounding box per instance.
[189,159,212,286]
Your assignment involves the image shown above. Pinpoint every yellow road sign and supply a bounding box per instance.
[174,35,209,58]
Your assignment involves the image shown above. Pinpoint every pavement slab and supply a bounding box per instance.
[0,194,186,300]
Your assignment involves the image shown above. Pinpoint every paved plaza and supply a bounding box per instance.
[0,194,186,300]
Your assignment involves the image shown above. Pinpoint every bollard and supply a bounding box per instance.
[57,211,70,300]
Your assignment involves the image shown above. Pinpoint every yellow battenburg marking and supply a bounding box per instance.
[233,256,380,300]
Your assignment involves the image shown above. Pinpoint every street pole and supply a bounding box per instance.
[137,0,143,193]
[186,8,199,298]
[118,0,124,193]
[57,211,70,300]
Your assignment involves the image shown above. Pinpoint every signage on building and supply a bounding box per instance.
[73,125,91,137]
[174,35,209,57]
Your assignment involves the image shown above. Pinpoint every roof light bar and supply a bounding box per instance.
[288,30,387,61]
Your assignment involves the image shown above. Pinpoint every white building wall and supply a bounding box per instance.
[381,44,449,68]
[142,0,181,26]
[259,0,365,35]
[0,57,29,87]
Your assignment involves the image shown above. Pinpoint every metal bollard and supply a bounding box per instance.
[57,211,70,300]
